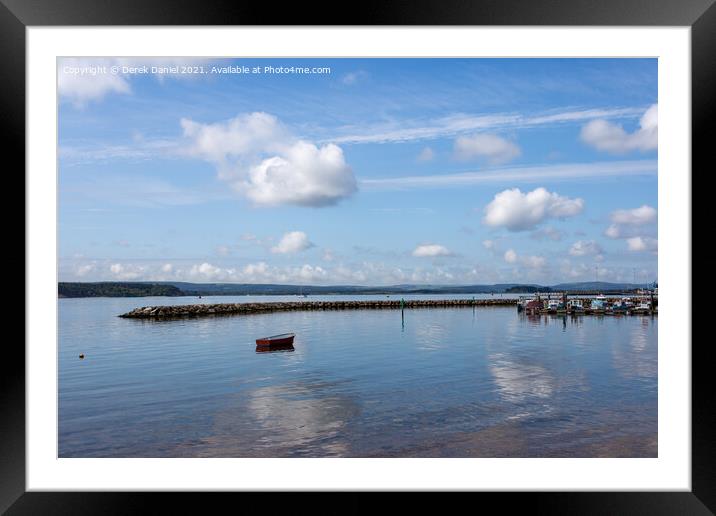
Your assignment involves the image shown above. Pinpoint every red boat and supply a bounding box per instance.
[255,333,295,347]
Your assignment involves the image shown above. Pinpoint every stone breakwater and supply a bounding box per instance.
[119,299,517,319]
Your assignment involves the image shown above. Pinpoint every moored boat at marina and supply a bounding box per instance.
[524,297,543,314]
[546,299,561,313]
[590,295,607,314]
[631,300,653,315]
[568,299,585,314]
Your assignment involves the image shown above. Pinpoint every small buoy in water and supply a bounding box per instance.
[79,354,85,359]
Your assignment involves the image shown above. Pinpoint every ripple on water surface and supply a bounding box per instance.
[59,298,657,457]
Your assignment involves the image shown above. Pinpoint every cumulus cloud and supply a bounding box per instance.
[181,112,357,207]
[109,263,144,280]
[483,187,584,231]
[604,224,623,239]
[569,240,604,257]
[184,261,330,284]
[610,205,657,226]
[58,58,213,107]
[244,142,357,207]
[604,205,658,254]
[58,58,131,107]
[75,263,96,277]
[412,244,452,257]
[580,104,657,154]
[523,255,547,269]
[454,134,521,164]
[482,239,495,250]
[626,236,658,252]
[503,249,545,268]
[180,112,286,167]
[189,262,222,279]
[63,257,602,286]
[271,231,314,254]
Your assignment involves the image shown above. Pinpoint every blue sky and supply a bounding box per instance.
[58,58,658,285]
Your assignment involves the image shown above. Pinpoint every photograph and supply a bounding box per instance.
[56,56,659,459]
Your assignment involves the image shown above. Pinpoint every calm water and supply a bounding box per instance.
[59,295,657,457]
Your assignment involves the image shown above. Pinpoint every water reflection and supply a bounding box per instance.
[249,381,357,451]
[611,316,657,379]
[414,323,448,351]
[489,355,555,402]
[59,300,657,458]
[256,344,295,353]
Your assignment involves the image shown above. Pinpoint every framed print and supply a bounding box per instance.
[6,0,713,513]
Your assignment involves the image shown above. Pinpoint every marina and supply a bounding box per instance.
[516,292,658,316]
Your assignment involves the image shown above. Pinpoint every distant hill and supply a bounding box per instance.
[551,281,645,291]
[504,285,550,293]
[57,281,651,298]
[59,282,184,298]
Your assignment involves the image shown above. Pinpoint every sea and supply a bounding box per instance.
[58,294,657,457]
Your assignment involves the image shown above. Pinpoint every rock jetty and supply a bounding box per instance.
[119,298,517,319]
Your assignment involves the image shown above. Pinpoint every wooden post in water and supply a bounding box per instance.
[400,298,405,330]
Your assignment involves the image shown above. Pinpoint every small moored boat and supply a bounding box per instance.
[568,299,585,314]
[632,301,652,314]
[256,333,295,347]
[546,299,561,313]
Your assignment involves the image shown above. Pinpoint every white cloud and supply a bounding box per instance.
[58,58,213,107]
[109,263,144,280]
[243,141,357,207]
[58,58,131,107]
[331,107,645,145]
[610,205,657,226]
[75,263,96,277]
[187,262,231,281]
[503,249,545,269]
[454,134,521,164]
[297,264,328,281]
[605,224,623,239]
[271,231,314,254]
[416,147,435,162]
[569,240,604,257]
[483,187,584,231]
[412,244,452,257]
[180,112,286,166]
[361,160,656,191]
[580,104,657,154]
[482,239,495,250]
[181,113,357,207]
[63,257,654,286]
[523,255,546,269]
[242,262,270,278]
[604,205,657,254]
[627,236,658,252]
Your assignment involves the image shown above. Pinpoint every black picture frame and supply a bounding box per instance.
[5,0,711,513]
